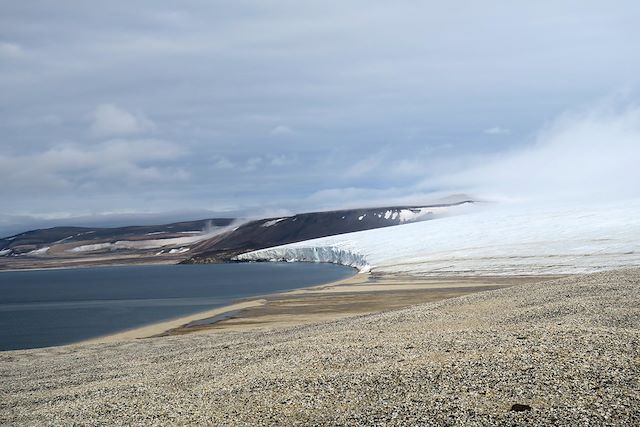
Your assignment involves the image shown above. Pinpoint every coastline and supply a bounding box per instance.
[86,272,556,343]
[0,258,181,273]
[80,299,268,344]
[165,273,555,335]
[2,261,561,349]
[0,261,357,350]
[4,268,638,424]
[80,270,364,345]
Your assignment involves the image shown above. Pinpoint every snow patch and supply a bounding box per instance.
[169,247,190,254]
[157,247,191,255]
[27,247,50,256]
[397,207,440,222]
[67,231,220,253]
[53,235,75,244]
[69,243,112,252]
[262,218,287,227]
[0,249,11,256]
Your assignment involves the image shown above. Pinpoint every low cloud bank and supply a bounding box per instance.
[434,102,640,204]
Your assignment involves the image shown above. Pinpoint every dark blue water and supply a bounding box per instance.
[0,263,354,351]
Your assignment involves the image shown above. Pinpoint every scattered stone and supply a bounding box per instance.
[510,403,532,412]
[1,269,639,425]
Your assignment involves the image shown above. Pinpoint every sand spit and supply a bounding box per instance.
[81,299,268,344]
[1,269,639,425]
[86,273,526,342]
[165,274,544,336]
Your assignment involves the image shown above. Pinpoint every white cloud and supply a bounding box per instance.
[270,125,294,136]
[303,186,461,211]
[211,156,235,169]
[0,42,24,58]
[436,103,640,202]
[3,3,640,221]
[345,154,383,178]
[268,154,290,167]
[0,138,188,194]
[243,156,263,171]
[210,154,292,171]
[90,104,156,137]
[483,126,511,135]
[389,159,427,177]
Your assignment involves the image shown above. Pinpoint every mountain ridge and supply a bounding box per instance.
[0,200,474,270]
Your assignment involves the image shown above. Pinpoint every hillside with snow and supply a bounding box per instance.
[237,200,640,276]
[0,200,473,270]
[186,199,474,263]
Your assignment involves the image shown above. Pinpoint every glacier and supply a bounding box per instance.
[236,199,640,276]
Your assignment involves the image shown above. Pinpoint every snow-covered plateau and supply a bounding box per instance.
[237,200,640,276]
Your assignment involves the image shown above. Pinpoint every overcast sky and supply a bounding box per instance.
[2,1,640,234]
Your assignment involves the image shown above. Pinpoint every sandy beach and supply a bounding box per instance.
[89,272,548,341]
[2,268,638,425]
[81,299,268,344]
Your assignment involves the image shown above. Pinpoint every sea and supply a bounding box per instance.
[0,262,354,351]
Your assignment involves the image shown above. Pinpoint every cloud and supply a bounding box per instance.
[270,125,294,136]
[304,186,467,211]
[483,126,511,135]
[389,159,427,177]
[0,138,188,195]
[435,102,640,202]
[268,154,290,167]
[209,154,292,171]
[345,154,383,178]
[243,156,263,171]
[2,2,640,225]
[211,156,235,169]
[0,41,24,58]
[90,104,156,137]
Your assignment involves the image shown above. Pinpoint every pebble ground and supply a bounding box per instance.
[1,269,639,426]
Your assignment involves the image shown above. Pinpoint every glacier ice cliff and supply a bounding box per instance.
[237,246,370,272]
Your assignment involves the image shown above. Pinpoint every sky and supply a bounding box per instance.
[2,1,640,235]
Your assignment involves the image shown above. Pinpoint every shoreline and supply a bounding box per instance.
[0,258,181,273]
[79,299,268,344]
[79,271,364,345]
[2,261,562,350]
[4,268,636,424]
[168,273,556,335]
[90,272,557,343]
[0,261,358,351]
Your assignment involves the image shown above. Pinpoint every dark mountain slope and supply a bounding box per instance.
[0,219,234,254]
[187,201,473,263]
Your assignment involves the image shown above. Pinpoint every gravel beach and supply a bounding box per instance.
[1,268,639,426]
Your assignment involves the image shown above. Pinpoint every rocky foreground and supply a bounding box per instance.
[1,269,639,426]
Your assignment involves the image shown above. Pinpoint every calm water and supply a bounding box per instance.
[0,262,354,351]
